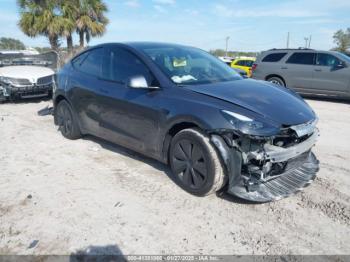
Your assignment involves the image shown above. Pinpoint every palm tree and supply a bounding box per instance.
[74,0,109,49]
[18,0,64,51]
[60,0,77,54]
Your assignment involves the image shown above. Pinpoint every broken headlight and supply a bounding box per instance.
[221,110,279,136]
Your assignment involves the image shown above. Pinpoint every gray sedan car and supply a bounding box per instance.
[252,49,350,100]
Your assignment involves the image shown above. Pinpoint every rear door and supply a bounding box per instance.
[284,52,315,92]
[69,48,104,136]
[312,52,350,94]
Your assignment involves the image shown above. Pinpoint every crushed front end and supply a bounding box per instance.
[211,119,320,202]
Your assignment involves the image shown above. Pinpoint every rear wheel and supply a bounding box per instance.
[169,128,226,196]
[267,76,285,87]
[55,100,81,140]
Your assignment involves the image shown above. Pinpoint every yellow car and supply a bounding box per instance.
[230,57,256,77]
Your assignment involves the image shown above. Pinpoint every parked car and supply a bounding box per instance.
[53,42,319,202]
[0,51,57,102]
[218,56,233,66]
[217,57,247,77]
[231,57,256,77]
[252,48,350,100]
[233,67,248,78]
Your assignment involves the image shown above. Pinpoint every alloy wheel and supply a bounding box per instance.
[171,139,208,189]
[57,104,73,137]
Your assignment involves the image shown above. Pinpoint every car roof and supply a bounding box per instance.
[93,42,192,51]
[264,48,340,54]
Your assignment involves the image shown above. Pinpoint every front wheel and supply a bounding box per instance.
[55,100,81,140]
[267,76,285,87]
[169,128,226,196]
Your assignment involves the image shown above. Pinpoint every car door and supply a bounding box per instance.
[97,46,163,157]
[312,52,350,94]
[69,48,104,137]
[284,52,315,92]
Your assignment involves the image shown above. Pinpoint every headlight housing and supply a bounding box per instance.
[0,76,13,85]
[221,110,280,136]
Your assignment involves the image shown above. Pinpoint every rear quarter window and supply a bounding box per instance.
[262,53,287,62]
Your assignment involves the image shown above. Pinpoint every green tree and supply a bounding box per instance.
[0,37,26,50]
[18,0,65,51]
[333,29,350,52]
[60,0,76,54]
[74,0,109,49]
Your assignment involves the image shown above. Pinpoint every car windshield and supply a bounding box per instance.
[139,45,242,85]
[336,52,350,63]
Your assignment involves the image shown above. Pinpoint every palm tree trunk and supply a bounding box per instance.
[67,34,73,54]
[49,35,59,52]
[79,31,84,49]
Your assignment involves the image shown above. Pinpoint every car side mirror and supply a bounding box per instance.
[332,61,347,71]
[127,75,159,89]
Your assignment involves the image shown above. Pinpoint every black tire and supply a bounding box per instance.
[55,100,81,140]
[267,76,285,87]
[169,128,226,196]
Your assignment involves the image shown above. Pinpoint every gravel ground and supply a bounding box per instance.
[0,98,349,255]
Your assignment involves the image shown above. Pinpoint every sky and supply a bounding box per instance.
[0,0,350,52]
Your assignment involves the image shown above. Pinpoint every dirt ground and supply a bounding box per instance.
[0,98,349,256]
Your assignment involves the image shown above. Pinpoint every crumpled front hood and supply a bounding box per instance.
[0,66,54,83]
[185,79,316,126]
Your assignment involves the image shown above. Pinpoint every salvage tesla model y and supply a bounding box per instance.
[53,43,319,202]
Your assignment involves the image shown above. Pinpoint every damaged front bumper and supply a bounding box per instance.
[0,77,53,101]
[211,127,320,202]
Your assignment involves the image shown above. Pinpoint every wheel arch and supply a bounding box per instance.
[53,94,68,125]
[161,117,209,163]
[53,94,80,129]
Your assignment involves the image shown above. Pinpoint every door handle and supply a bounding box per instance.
[314,69,322,72]
[281,66,288,69]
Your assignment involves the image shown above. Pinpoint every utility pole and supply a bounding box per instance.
[308,35,312,48]
[287,32,290,49]
[225,36,230,57]
[304,37,309,48]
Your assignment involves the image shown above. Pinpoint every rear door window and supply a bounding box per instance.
[235,60,246,66]
[286,52,315,65]
[73,48,103,77]
[245,60,254,67]
[262,53,287,62]
[235,60,254,67]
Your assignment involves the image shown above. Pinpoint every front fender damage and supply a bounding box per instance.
[210,129,320,202]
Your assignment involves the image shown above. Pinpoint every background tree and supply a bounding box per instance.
[60,0,77,54]
[209,49,258,58]
[18,0,65,52]
[0,37,26,50]
[74,0,109,49]
[17,0,109,53]
[333,29,350,53]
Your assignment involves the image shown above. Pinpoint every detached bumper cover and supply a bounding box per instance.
[228,152,319,202]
